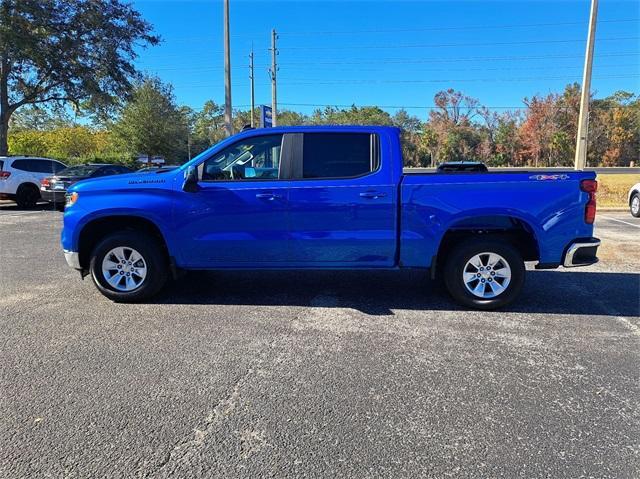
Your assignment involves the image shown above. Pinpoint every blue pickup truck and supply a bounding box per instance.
[61,126,600,309]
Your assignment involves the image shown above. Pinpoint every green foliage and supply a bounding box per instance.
[7,85,638,169]
[112,78,189,161]
[309,105,393,125]
[0,0,158,154]
[8,126,131,165]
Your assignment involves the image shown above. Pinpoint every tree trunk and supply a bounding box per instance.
[0,58,10,156]
[0,112,8,156]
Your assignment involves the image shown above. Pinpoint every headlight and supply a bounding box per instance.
[65,192,79,207]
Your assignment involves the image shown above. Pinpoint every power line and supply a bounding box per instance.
[136,51,637,66]
[280,103,637,110]
[172,73,639,89]
[277,64,638,77]
[146,62,638,74]
[136,36,638,59]
[182,102,636,112]
[276,51,639,66]
[278,36,639,52]
[276,74,639,86]
[278,18,640,36]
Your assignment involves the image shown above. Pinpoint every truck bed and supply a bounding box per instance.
[398,170,597,268]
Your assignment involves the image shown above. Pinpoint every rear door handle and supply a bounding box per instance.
[256,192,281,200]
[359,191,386,199]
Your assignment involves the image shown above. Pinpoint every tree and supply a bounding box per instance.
[419,127,439,166]
[426,89,482,163]
[310,105,393,125]
[493,112,522,166]
[190,100,225,154]
[431,89,480,126]
[9,105,73,131]
[112,78,188,161]
[518,94,559,167]
[0,0,158,155]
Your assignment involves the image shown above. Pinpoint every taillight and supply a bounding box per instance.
[581,179,598,224]
[41,178,50,188]
[0,171,10,180]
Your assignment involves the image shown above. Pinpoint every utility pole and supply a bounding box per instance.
[187,130,192,160]
[223,0,233,137]
[249,47,255,128]
[574,0,598,170]
[269,29,278,126]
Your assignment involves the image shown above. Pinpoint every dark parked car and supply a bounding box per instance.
[137,165,178,173]
[41,164,132,208]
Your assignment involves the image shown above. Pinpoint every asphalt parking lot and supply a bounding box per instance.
[1,204,638,478]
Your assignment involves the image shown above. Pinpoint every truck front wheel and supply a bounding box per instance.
[89,231,168,302]
[443,238,525,310]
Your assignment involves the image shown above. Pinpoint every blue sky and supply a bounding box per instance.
[132,0,640,118]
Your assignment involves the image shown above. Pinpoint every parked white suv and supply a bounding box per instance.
[0,156,67,208]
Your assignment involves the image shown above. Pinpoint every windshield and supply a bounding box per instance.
[57,165,103,177]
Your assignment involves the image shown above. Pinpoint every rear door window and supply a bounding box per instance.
[10,159,34,172]
[9,159,63,173]
[301,133,377,179]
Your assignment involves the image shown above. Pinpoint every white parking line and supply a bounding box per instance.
[599,216,640,229]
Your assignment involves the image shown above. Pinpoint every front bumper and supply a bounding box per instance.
[64,250,81,270]
[563,238,601,267]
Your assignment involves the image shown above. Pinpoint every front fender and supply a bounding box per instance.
[61,187,177,258]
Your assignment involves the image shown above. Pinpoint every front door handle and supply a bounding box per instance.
[256,192,281,200]
[359,191,387,199]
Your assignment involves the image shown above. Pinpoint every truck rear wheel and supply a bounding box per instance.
[89,231,168,302]
[443,238,525,310]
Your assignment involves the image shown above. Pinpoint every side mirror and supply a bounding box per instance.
[182,166,199,193]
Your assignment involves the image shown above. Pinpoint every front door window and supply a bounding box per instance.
[202,135,283,181]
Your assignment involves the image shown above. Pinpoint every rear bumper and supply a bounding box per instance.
[563,237,600,268]
[41,189,66,203]
[64,250,81,270]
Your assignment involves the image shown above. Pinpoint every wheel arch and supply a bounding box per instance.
[433,214,539,278]
[16,181,41,197]
[77,215,170,270]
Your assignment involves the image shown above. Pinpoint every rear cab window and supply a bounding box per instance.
[301,133,379,179]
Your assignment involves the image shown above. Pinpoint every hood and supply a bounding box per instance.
[68,169,184,193]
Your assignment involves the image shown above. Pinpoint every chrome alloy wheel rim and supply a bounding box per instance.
[463,252,511,299]
[101,247,148,292]
[632,196,640,215]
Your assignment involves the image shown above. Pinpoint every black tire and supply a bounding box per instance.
[89,231,168,302]
[630,192,640,218]
[443,238,525,310]
[15,183,41,209]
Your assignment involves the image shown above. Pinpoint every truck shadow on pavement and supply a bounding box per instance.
[156,269,640,317]
[0,202,58,212]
